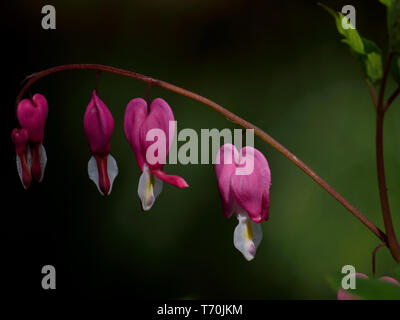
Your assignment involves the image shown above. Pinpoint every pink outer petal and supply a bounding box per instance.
[123,98,148,171]
[83,91,114,156]
[11,128,29,155]
[17,152,32,189]
[337,289,360,300]
[83,90,114,156]
[379,276,400,286]
[231,146,271,223]
[33,93,48,122]
[215,144,240,218]
[11,128,32,189]
[139,98,175,171]
[260,188,270,222]
[31,143,42,182]
[17,93,48,143]
[95,155,111,196]
[337,273,368,300]
[152,169,189,188]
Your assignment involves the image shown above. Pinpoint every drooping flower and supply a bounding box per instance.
[215,144,271,261]
[337,273,400,300]
[16,93,48,183]
[83,90,118,196]
[123,97,188,211]
[11,128,31,189]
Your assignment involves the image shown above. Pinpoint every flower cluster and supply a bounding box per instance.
[11,94,48,189]
[12,92,272,261]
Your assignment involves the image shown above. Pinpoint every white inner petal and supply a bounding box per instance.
[38,144,47,182]
[137,164,162,211]
[153,174,163,199]
[233,211,263,261]
[16,147,31,190]
[16,155,26,190]
[88,156,103,196]
[107,154,118,195]
[27,146,32,168]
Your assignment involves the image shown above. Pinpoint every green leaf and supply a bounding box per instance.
[379,0,394,29]
[380,0,400,51]
[340,14,365,54]
[365,52,384,83]
[319,4,364,53]
[328,273,400,300]
[390,0,400,51]
[354,278,400,300]
[318,3,346,35]
[379,0,395,17]
[326,273,344,298]
[362,37,382,54]
[360,38,383,83]
[320,3,383,84]
[380,0,400,83]
[390,54,400,83]
[394,265,400,281]
[379,0,394,5]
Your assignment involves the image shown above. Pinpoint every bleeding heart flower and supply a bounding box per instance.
[16,93,48,183]
[337,273,400,300]
[123,97,188,211]
[11,128,32,189]
[83,90,118,196]
[215,144,271,261]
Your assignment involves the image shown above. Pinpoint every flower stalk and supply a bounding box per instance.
[375,53,400,262]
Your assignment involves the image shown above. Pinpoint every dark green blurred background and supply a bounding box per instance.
[3,0,400,299]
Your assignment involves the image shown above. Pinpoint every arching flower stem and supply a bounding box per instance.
[15,63,388,246]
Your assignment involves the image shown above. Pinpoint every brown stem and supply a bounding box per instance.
[378,52,392,109]
[15,64,387,243]
[366,80,378,109]
[376,54,400,262]
[376,110,400,262]
[384,86,400,112]
[372,243,386,277]
[146,82,152,107]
